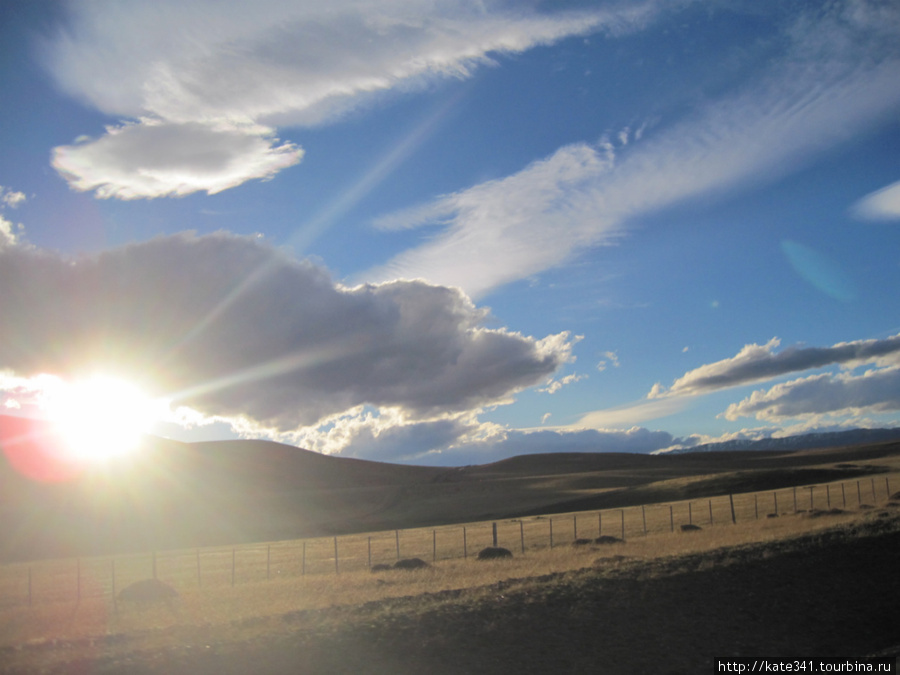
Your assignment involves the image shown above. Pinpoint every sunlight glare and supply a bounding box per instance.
[42,375,165,462]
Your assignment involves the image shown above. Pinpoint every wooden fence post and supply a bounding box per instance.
[549,518,554,549]
[773,492,778,515]
[729,494,736,524]
[334,537,339,575]
[708,500,713,525]
[492,522,498,547]
[463,526,468,559]
[885,476,890,498]
[573,515,577,541]
[620,510,625,541]
[520,521,525,554]
[841,483,846,507]
[808,486,814,509]
[689,502,693,525]
[827,484,831,508]
[433,530,437,562]
[669,505,674,532]
[871,478,876,502]
[598,512,602,537]
[395,530,401,560]
[643,505,648,533]
[857,480,862,505]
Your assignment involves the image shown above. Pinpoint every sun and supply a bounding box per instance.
[41,375,164,462]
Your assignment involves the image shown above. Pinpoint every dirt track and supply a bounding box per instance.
[6,514,899,674]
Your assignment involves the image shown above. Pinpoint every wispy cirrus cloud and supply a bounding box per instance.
[44,0,653,199]
[364,1,900,297]
[852,179,900,221]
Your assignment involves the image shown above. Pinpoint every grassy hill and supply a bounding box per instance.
[1,414,898,560]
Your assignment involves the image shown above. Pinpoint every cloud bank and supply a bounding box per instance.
[0,232,573,432]
[365,0,900,297]
[853,179,900,220]
[44,0,647,199]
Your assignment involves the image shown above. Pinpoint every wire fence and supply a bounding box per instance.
[1,474,896,609]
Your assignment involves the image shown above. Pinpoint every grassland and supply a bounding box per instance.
[2,452,899,674]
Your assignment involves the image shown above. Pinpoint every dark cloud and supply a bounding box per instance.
[0,232,572,431]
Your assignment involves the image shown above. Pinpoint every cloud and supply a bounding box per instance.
[364,1,900,296]
[539,372,586,394]
[1,187,25,209]
[0,232,573,431]
[596,350,619,371]
[0,186,26,247]
[852,179,900,220]
[43,0,646,198]
[51,120,303,199]
[651,334,900,398]
[724,366,900,421]
[573,395,692,430]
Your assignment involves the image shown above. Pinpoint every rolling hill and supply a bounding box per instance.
[1,414,898,561]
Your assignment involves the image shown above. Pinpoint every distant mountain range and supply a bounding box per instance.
[666,427,900,454]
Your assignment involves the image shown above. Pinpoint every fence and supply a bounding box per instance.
[2,474,895,609]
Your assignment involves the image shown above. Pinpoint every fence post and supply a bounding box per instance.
[334,537,339,574]
[827,485,831,508]
[643,505,648,533]
[520,521,525,554]
[708,499,713,525]
[841,483,846,507]
[793,486,797,512]
[885,477,890,498]
[809,486,815,509]
[857,480,862,505]
[395,530,400,560]
[368,537,372,568]
[598,512,602,537]
[549,518,554,549]
[871,478,876,502]
[754,494,758,520]
[432,530,436,562]
[267,545,271,581]
[463,526,468,559]
[492,522,498,547]
[669,505,674,532]
[620,510,625,541]
[689,502,693,525]
[573,515,577,541]
[729,494,736,524]
[773,492,778,515]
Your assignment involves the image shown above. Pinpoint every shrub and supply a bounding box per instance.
[477,547,513,560]
[118,578,178,603]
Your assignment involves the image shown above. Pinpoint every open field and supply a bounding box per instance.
[2,461,899,674]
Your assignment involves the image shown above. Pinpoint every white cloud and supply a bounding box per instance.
[597,350,619,371]
[44,0,649,199]
[0,187,25,209]
[52,120,303,200]
[0,232,573,432]
[852,179,900,220]
[724,366,900,421]
[651,334,900,398]
[364,1,900,296]
[572,395,692,430]
[539,372,586,394]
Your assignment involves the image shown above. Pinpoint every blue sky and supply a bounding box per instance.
[1,0,899,465]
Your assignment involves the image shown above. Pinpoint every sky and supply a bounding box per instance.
[1,0,899,466]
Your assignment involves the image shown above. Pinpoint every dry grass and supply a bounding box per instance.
[2,472,897,662]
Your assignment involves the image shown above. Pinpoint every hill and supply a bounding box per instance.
[2,414,899,560]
